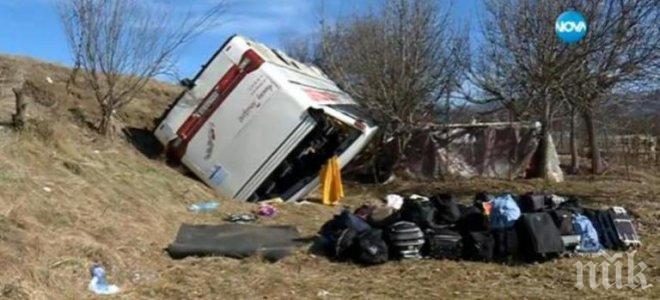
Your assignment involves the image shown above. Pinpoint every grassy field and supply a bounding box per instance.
[0,55,657,299]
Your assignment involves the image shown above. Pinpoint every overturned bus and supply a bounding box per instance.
[155,35,377,202]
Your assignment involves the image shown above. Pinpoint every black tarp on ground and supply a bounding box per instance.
[165,224,307,262]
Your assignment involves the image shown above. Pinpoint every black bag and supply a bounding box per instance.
[430,193,462,225]
[462,231,494,262]
[584,209,616,249]
[549,209,575,235]
[367,207,401,229]
[319,209,371,256]
[557,197,584,214]
[457,205,488,232]
[355,229,389,265]
[334,228,358,259]
[516,213,564,261]
[492,228,518,261]
[518,193,548,213]
[426,228,463,260]
[400,197,441,230]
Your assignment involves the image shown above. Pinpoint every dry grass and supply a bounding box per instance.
[0,55,657,299]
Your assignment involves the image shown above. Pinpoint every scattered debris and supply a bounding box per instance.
[320,156,344,205]
[261,197,284,204]
[384,194,403,210]
[88,265,120,295]
[257,203,277,217]
[226,213,257,224]
[187,201,219,213]
[166,223,307,262]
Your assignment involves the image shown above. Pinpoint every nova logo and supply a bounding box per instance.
[555,11,587,43]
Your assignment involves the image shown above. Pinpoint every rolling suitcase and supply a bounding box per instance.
[462,231,494,262]
[516,213,564,261]
[603,206,641,248]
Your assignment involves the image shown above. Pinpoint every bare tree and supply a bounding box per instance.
[557,0,659,174]
[468,0,658,174]
[468,0,573,178]
[308,0,468,159]
[58,0,226,135]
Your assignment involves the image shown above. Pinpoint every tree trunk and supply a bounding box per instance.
[11,87,27,130]
[569,108,579,174]
[582,110,605,174]
[97,107,114,135]
[537,99,552,179]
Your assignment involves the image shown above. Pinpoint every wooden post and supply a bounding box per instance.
[11,86,26,129]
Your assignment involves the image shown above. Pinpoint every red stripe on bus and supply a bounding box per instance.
[168,49,265,161]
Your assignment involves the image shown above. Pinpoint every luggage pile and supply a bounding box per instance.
[317,192,641,265]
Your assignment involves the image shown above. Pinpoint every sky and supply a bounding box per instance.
[0,0,483,79]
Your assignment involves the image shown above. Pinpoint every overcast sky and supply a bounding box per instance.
[0,0,483,78]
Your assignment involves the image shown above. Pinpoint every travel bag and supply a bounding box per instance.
[462,231,495,262]
[549,209,575,235]
[516,212,564,261]
[426,228,463,260]
[602,206,641,249]
[518,193,548,213]
[430,193,462,225]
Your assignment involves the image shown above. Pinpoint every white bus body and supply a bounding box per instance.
[155,35,377,201]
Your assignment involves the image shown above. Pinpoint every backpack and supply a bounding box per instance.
[355,229,389,265]
[462,231,495,262]
[571,214,602,252]
[549,209,575,235]
[400,196,442,230]
[490,194,521,230]
[516,213,564,261]
[430,193,462,225]
[388,221,425,259]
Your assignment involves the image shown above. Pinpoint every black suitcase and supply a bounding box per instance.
[518,193,548,213]
[603,206,641,249]
[492,227,519,261]
[584,209,619,249]
[462,231,494,262]
[516,213,564,261]
[426,228,463,260]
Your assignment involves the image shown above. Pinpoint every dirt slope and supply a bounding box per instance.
[0,55,657,299]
